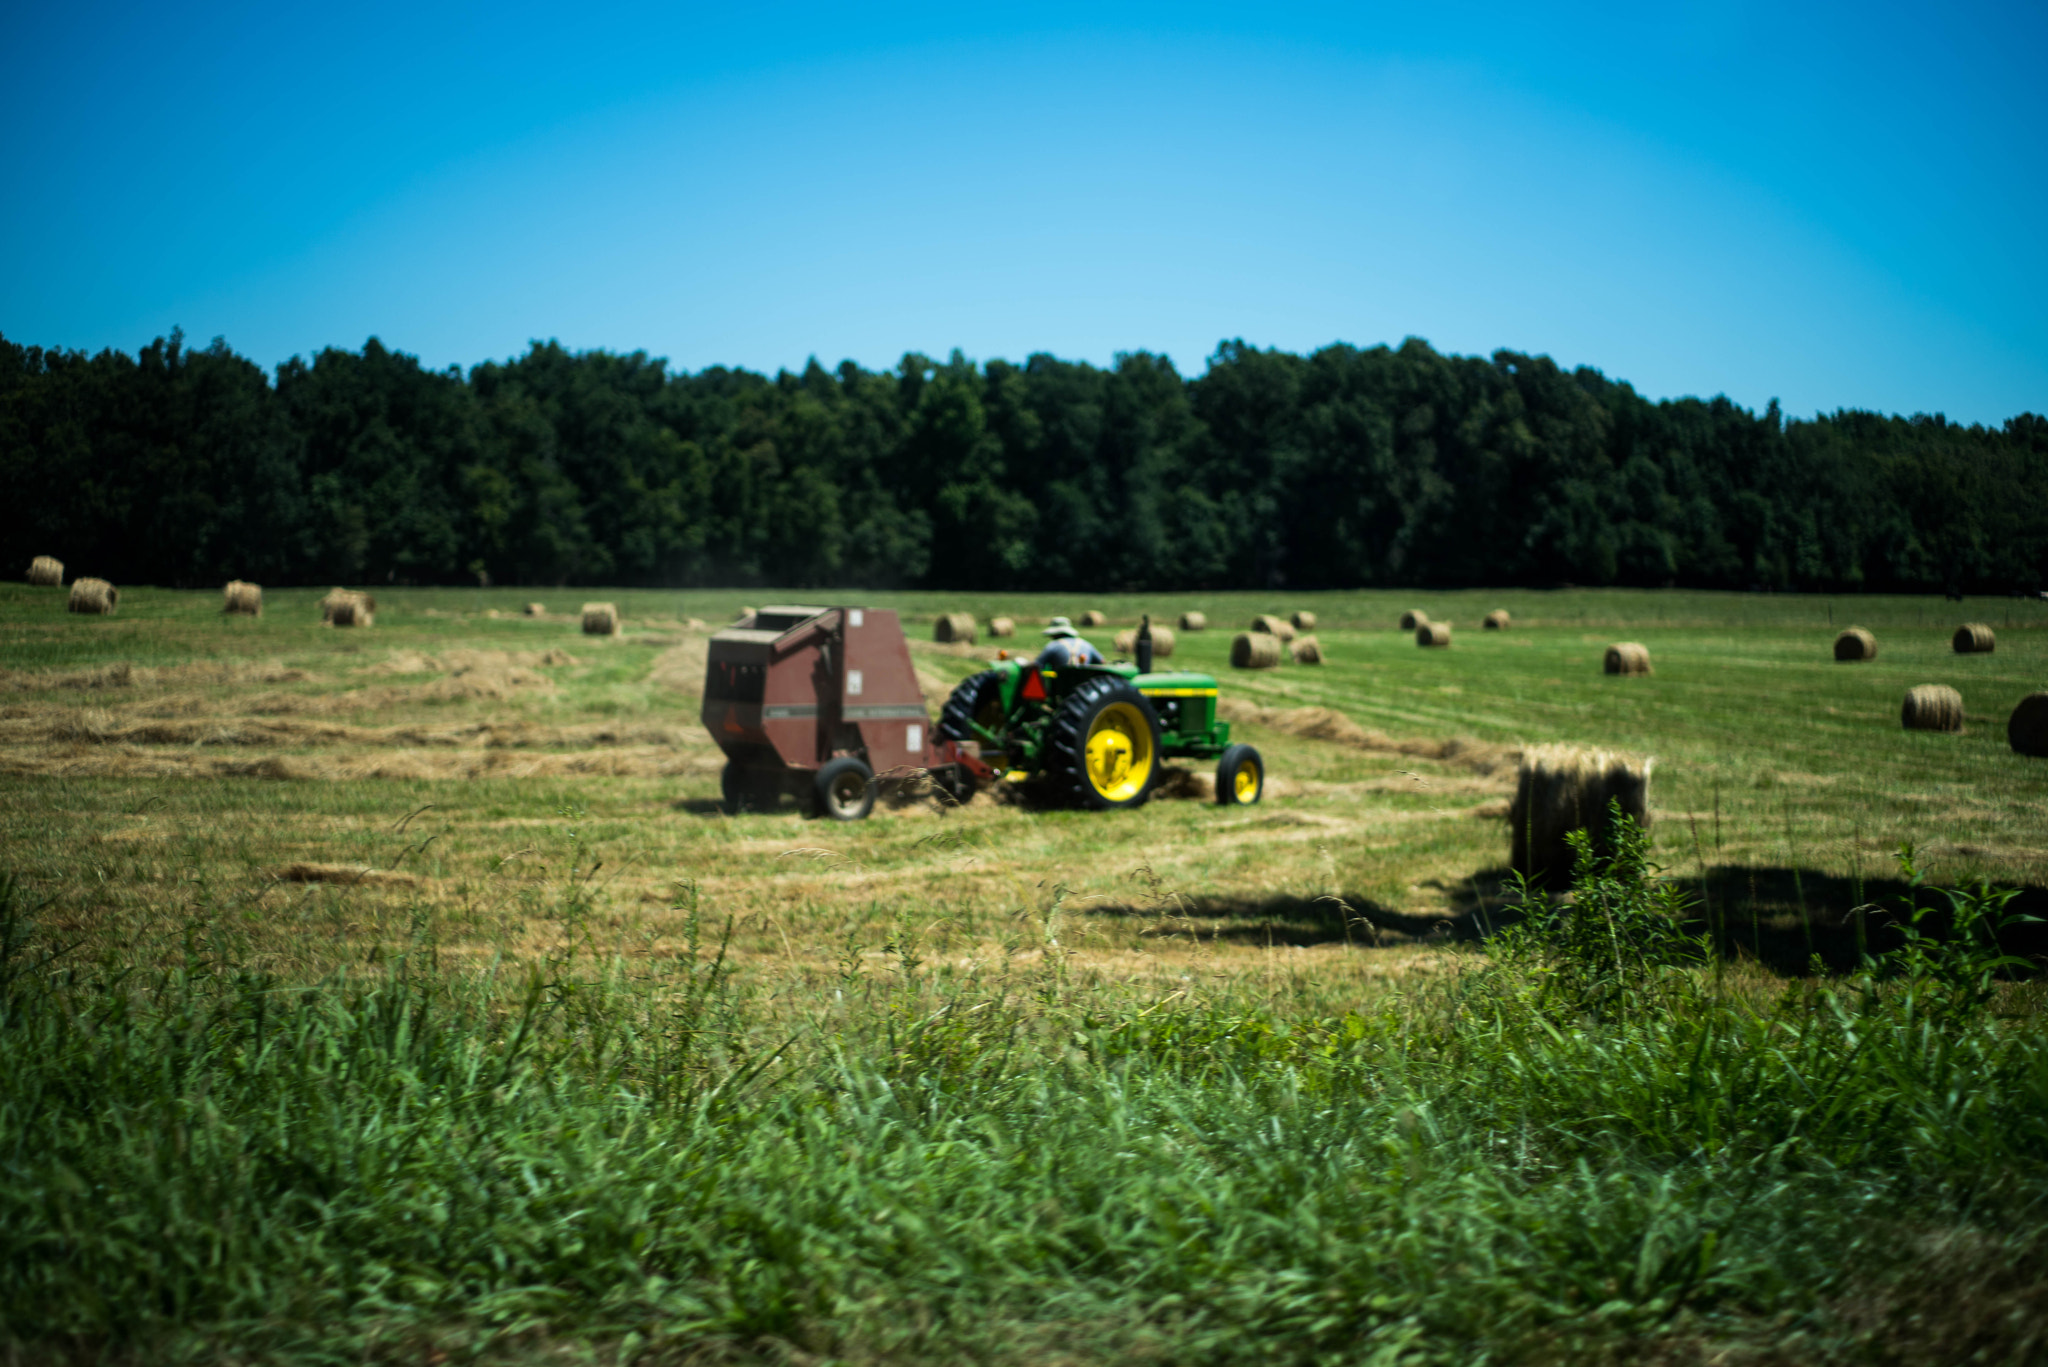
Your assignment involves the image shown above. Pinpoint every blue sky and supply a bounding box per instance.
[3,1,2043,422]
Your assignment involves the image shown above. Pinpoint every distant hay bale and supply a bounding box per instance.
[1179,611,1207,631]
[1952,623,1995,654]
[1113,625,1178,659]
[1484,609,1511,630]
[1400,609,1429,630]
[1231,632,1282,669]
[1833,627,1877,661]
[1901,684,1963,733]
[325,591,373,628]
[581,602,620,636]
[989,616,1016,638]
[222,580,262,616]
[1078,610,1108,627]
[523,602,546,617]
[26,556,63,586]
[1604,642,1651,675]
[1250,614,1297,642]
[1291,610,1317,631]
[1417,622,1451,648]
[1290,635,1323,664]
[2008,692,2048,757]
[67,577,117,615]
[934,612,978,645]
[1509,744,1653,889]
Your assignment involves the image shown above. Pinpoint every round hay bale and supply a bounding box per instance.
[222,580,263,616]
[989,616,1016,638]
[1179,611,1208,631]
[1290,635,1323,664]
[1114,624,1178,659]
[326,591,373,628]
[1902,684,1963,733]
[581,602,620,636]
[1416,622,1451,647]
[1250,614,1297,642]
[1290,610,1317,631]
[1509,745,1653,890]
[933,611,978,645]
[1833,627,1876,661]
[1952,623,1996,654]
[26,556,63,586]
[1483,609,1511,630]
[1231,632,1282,669]
[1078,610,1108,628]
[1114,628,1136,655]
[66,577,117,615]
[1604,642,1651,675]
[319,588,357,623]
[523,602,546,617]
[1399,609,1430,630]
[2008,692,2048,757]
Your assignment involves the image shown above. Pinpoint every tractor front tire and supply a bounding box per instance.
[813,756,877,821]
[1215,743,1264,805]
[938,670,1005,746]
[1044,675,1163,810]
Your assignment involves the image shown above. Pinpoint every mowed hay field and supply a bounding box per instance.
[3,583,2045,983]
[4,582,2048,1364]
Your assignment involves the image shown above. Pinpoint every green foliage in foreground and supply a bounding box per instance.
[2,846,2045,1365]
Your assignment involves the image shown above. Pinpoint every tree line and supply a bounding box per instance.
[2,329,2042,593]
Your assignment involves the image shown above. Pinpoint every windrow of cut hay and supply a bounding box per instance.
[1178,611,1207,631]
[1417,622,1451,647]
[2010,693,2048,757]
[1509,744,1652,890]
[581,602,620,636]
[1290,635,1322,664]
[1953,623,1996,654]
[222,580,262,616]
[1399,608,1429,630]
[1483,609,1511,630]
[1217,697,1518,775]
[1230,632,1282,669]
[1833,627,1877,661]
[988,616,1015,638]
[933,612,977,645]
[1112,625,1177,658]
[26,556,63,586]
[1604,642,1651,674]
[66,578,117,615]
[1250,614,1296,642]
[1902,684,1963,733]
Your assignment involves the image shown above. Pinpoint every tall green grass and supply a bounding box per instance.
[2,850,2044,1365]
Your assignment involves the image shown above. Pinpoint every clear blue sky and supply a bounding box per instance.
[3,1,2043,422]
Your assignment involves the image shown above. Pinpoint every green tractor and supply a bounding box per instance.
[936,621,1264,810]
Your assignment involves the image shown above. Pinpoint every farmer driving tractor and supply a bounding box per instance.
[1036,616,1105,668]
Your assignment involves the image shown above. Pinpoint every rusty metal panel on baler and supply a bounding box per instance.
[840,608,932,773]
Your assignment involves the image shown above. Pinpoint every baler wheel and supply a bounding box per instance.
[1044,675,1162,810]
[813,756,877,822]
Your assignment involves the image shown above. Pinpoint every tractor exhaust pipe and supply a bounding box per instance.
[1136,615,1154,674]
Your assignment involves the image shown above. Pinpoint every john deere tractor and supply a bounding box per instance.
[936,623,1263,810]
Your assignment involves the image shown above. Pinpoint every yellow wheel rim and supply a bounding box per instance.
[1233,759,1261,801]
[1084,701,1154,802]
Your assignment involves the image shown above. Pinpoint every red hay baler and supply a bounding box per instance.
[702,605,992,819]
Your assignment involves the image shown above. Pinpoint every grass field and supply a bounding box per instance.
[2,582,2045,1363]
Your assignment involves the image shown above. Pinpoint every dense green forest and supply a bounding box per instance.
[2,330,2042,592]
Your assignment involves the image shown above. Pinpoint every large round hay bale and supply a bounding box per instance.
[1509,745,1653,889]
[26,556,63,586]
[1901,684,1963,733]
[1231,632,1282,669]
[1604,642,1652,675]
[1291,610,1317,631]
[1399,609,1430,630]
[1113,624,1178,659]
[1179,611,1207,631]
[1952,623,1995,654]
[1250,614,1297,642]
[1833,627,1876,661]
[67,577,117,615]
[2008,692,2048,757]
[320,588,355,623]
[989,616,1016,638]
[1416,622,1451,647]
[1078,610,1108,627]
[1290,635,1323,664]
[934,612,978,645]
[581,602,620,636]
[523,602,546,617]
[326,591,373,628]
[1483,609,1511,630]
[222,580,262,615]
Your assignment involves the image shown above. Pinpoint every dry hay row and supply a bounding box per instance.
[1215,698,1519,777]
[4,713,700,751]
[1,661,313,693]
[0,746,723,784]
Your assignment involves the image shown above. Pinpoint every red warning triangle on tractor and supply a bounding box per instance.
[722,705,745,735]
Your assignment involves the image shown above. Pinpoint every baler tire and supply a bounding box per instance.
[813,756,876,822]
[938,670,1004,745]
[1043,675,1162,811]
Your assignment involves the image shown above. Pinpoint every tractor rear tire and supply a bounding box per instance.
[813,756,876,821]
[1215,743,1264,805]
[938,670,1005,745]
[1043,675,1163,810]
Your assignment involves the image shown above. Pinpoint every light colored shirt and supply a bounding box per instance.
[1037,637,1104,667]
